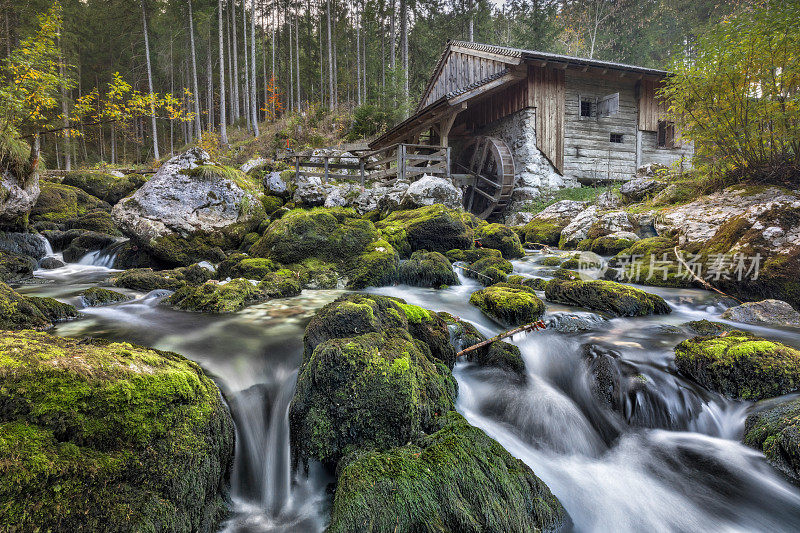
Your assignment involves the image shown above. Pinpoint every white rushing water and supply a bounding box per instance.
[13,248,800,532]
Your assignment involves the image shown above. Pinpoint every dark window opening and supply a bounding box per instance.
[610,133,623,143]
[580,100,593,117]
[657,120,676,148]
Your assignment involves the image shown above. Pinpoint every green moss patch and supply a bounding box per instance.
[674,333,800,401]
[376,205,474,257]
[744,397,800,483]
[519,219,564,246]
[329,412,566,533]
[0,331,234,532]
[30,181,110,224]
[81,287,133,307]
[111,268,187,292]
[62,171,147,204]
[0,250,36,283]
[475,223,525,259]
[545,278,671,317]
[0,281,63,330]
[168,278,264,313]
[398,250,458,288]
[470,282,546,327]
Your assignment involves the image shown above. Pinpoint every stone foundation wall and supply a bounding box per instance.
[474,107,578,209]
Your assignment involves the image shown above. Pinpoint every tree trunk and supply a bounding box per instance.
[288,6,294,111]
[295,9,300,110]
[230,0,240,121]
[207,30,213,130]
[242,0,251,132]
[326,0,335,108]
[389,0,395,70]
[400,0,408,102]
[188,0,203,138]
[218,0,228,145]
[170,39,175,154]
[141,0,159,159]
[250,0,259,136]
[356,7,361,106]
[58,36,71,170]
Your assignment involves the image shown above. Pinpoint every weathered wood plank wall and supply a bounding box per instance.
[527,65,565,173]
[423,51,508,108]
[638,79,668,132]
[563,70,639,181]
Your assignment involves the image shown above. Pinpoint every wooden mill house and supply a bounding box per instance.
[293,41,693,219]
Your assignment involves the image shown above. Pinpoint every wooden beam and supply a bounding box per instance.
[439,111,459,147]
[447,71,525,107]
[450,45,522,65]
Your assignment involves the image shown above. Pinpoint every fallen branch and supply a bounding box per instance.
[453,263,492,281]
[673,246,743,303]
[456,320,547,357]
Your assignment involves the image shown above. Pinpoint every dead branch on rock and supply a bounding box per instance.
[456,320,547,357]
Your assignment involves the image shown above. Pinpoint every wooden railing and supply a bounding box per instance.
[283,143,451,185]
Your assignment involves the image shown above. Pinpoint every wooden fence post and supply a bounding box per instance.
[359,159,365,188]
[323,156,329,183]
[295,156,300,181]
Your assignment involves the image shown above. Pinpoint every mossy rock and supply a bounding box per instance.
[444,315,526,377]
[346,238,399,290]
[744,397,800,483]
[258,269,302,298]
[540,256,563,267]
[0,330,234,532]
[28,295,79,322]
[260,194,284,214]
[0,282,57,330]
[376,205,474,257]
[111,268,186,292]
[167,278,264,313]
[217,254,277,280]
[398,250,459,288]
[590,235,638,256]
[545,278,671,317]
[470,282,546,327]
[64,209,121,235]
[147,231,233,267]
[30,181,110,224]
[444,247,502,264]
[0,250,36,283]
[507,275,547,291]
[290,327,457,467]
[62,170,147,204]
[605,237,692,288]
[329,411,567,533]
[81,287,132,307]
[287,258,341,289]
[683,319,730,337]
[519,219,564,247]
[475,223,525,259]
[674,332,800,401]
[250,208,398,290]
[111,241,166,270]
[465,255,513,286]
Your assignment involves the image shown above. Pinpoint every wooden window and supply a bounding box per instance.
[657,120,676,148]
[597,93,620,117]
[610,133,623,143]
[580,100,593,117]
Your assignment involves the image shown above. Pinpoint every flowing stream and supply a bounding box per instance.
[14,248,800,532]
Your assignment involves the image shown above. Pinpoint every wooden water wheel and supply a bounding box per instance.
[457,136,515,219]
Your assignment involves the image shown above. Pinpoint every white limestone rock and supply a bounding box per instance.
[401,175,462,210]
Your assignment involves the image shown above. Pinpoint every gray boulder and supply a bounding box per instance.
[401,175,462,210]
[0,232,48,260]
[240,157,267,173]
[39,257,65,269]
[1,169,40,223]
[111,148,262,265]
[559,205,599,248]
[263,171,289,198]
[505,211,536,227]
[620,178,665,203]
[722,299,800,329]
[293,174,327,206]
[596,190,622,210]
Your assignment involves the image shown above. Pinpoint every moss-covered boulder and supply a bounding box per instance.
[81,287,133,307]
[445,315,526,377]
[0,282,76,330]
[444,247,501,264]
[290,294,458,467]
[470,283,545,327]
[604,237,692,288]
[519,218,564,247]
[0,250,36,282]
[112,151,265,266]
[589,233,639,256]
[376,205,475,257]
[475,223,525,259]
[329,411,566,533]
[744,398,800,483]
[63,208,121,235]
[507,275,548,291]
[0,330,234,532]
[30,180,110,225]
[217,254,277,280]
[167,279,264,313]
[398,250,459,288]
[111,268,186,292]
[674,332,800,401]
[258,269,302,298]
[61,170,147,204]
[464,255,514,286]
[250,208,398,289]
[545,278,671,317]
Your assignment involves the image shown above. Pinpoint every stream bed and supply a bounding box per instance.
[15,250,800,532]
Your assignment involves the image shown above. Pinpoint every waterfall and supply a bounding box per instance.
[77,240,127,268]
